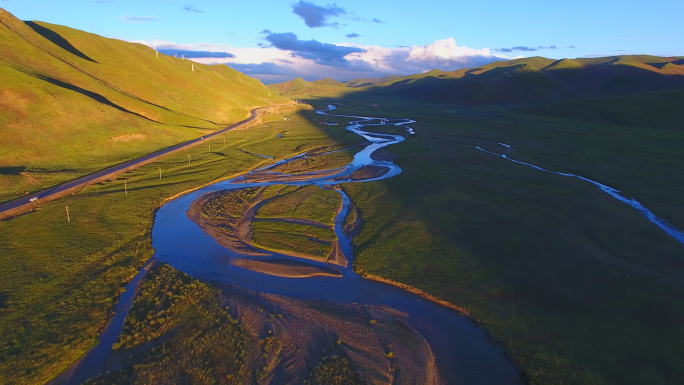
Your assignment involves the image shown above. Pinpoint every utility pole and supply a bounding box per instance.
[192,64,195,72]
[65,206,70,223]
[209,144,211,154]
[188,155,191,165]
[159,167,162,179]
[124,181,127,195]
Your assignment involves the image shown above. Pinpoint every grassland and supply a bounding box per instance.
[269,147,357,174]
[197,183,344,260]
[0,7,289,203]
[0,107,358,385]
[256,185,341,225]
[251,221,336,259]
[283,87,684,385]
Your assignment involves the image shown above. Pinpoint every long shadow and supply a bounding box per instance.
[23,71,158,122]
[22,22,221,127]
[0,166,26,175]
[24,21,97,63]
[19,68,212,128]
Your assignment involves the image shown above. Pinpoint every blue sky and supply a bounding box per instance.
[2,0,683,83]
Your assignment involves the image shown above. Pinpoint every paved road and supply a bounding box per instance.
[0,106,275,217]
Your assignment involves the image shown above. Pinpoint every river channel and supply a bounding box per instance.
[64,105,523,384]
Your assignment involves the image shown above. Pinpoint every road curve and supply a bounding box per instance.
[0,105,285,219]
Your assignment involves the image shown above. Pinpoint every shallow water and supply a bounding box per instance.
[63,260,154,385]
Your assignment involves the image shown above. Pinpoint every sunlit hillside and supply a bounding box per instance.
[0,7,288,202]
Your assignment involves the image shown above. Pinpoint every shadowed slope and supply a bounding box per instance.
[24,21,96,63]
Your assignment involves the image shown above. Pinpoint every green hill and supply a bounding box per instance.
[266,77,311,94]
[266,77,348,94]
[311,78,346,87]
[544,58,583,70]
[345,75,404,87]
[267,75,405,96]
[0,7,287,203]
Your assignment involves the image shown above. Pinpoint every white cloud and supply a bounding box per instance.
[407,38,494,61]
[120,15,157,23]
[132,38,510,83]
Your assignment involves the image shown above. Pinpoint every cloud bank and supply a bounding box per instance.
[264,32,364,65]
[135,37,509,83]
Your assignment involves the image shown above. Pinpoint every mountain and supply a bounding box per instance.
[0,7,287,201]
[311,78,346,87]
[271,55,684,104]
[266,75,403,95]
[345,75,404,88]
[266,77,311,94]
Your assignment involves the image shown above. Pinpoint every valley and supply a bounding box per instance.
[1,5,684,385]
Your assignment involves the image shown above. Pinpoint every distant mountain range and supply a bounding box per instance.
[268,56,684,104]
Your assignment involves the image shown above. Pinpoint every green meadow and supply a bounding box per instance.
[251,221,336,259]
[295,91,684,385]
[256,185,341,226]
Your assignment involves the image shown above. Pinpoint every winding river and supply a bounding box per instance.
[64,105,523,385]
[476,144,684,246]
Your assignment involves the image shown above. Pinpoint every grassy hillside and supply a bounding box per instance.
[0,7,288,203]
[271,55,684,104]
[346,75,404,88]
[311,78,346,87]
[267,76,398,96]
[379,55,684,103]
[267,77,311,94]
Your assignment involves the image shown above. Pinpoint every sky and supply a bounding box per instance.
[2,0,683,83]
